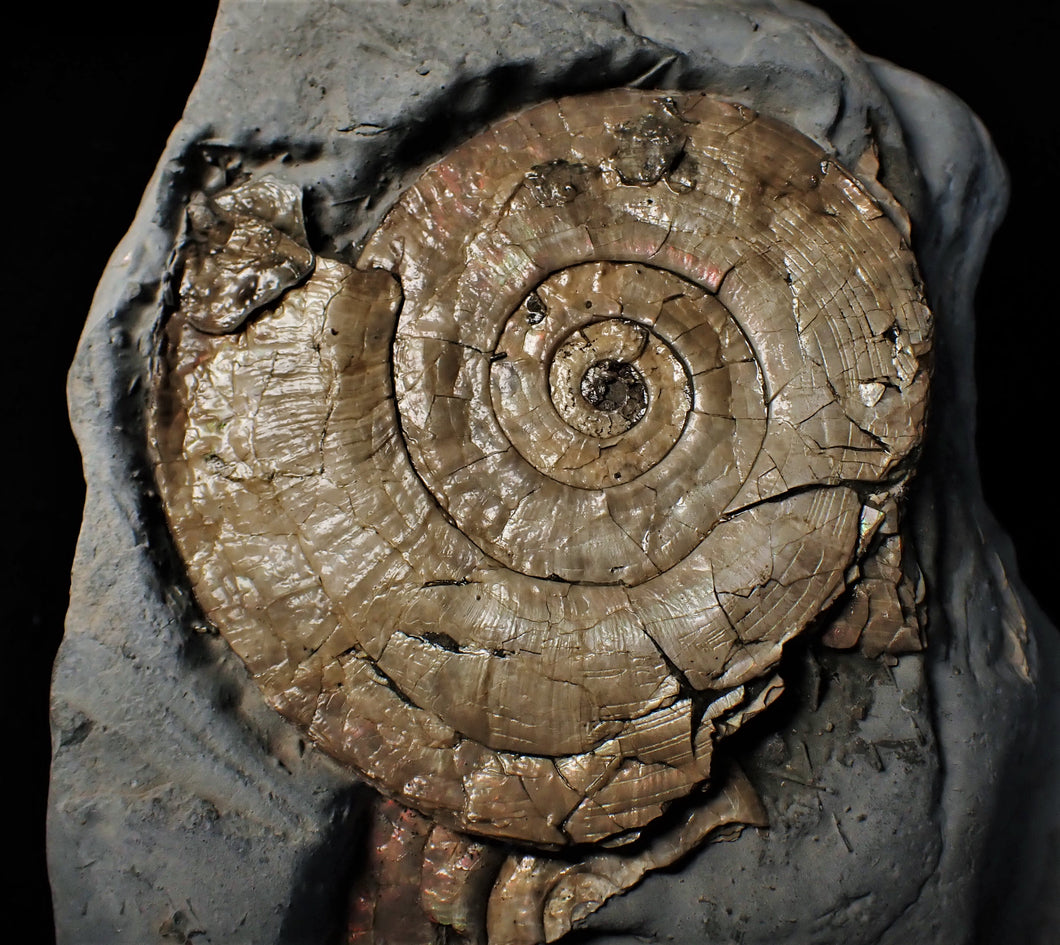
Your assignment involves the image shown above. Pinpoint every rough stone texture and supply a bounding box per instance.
[50,2,1059,944]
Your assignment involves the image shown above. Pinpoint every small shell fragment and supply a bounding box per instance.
[176,175,315,333]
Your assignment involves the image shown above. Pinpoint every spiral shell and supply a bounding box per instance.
[151,90,931,847]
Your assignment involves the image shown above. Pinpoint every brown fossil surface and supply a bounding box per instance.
[151,89,931,863]
[344,764,766,945]
[176,175,315,334]
[486,764,768,944]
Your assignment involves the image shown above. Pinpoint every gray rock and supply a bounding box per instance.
[50,1,1059,944]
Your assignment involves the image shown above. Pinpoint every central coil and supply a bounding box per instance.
[395,260,764,584]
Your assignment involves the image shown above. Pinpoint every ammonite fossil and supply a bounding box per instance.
[151,88,930,936]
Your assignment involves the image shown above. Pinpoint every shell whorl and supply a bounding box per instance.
[152,89,931,847]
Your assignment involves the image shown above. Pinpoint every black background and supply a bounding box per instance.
[9,2,1057,940]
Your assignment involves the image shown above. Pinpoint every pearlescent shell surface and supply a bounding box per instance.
[151,90,931,847]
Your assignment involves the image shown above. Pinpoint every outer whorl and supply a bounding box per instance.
[151,90,931,848]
